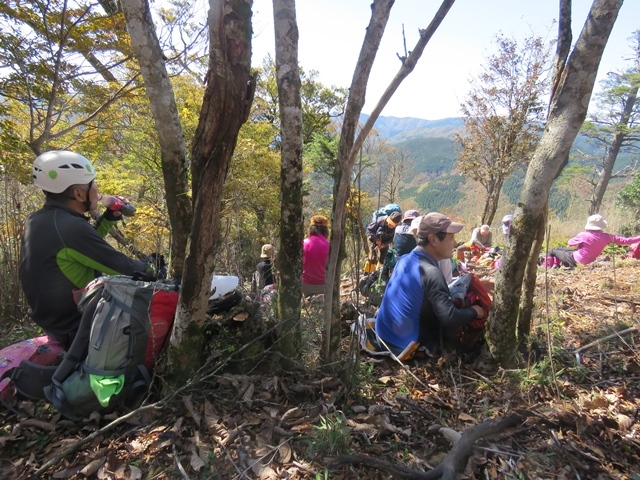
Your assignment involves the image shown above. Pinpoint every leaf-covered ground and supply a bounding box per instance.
[2,258,640,479]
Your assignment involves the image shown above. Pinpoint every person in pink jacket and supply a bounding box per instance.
[302,215,330,296]
[548,214,640,267]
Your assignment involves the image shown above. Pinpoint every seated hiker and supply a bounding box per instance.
[366,211,402,269]
[501,214,513,243]
[253,243,276,296]
[375,213,485,359]
[393,209,421,257]
[546,214,640,268]
[457,224,492,261]
[470,224,493,248]
[302,215,330,297]
[412,215,456,283]
[19,151,154,349]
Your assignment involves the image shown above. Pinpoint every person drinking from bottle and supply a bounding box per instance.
[19,150,155,349]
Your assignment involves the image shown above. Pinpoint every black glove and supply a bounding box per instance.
[102,208,122,222]
[145,253,167,279]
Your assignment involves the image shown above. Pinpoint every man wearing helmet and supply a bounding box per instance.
[19,150,151,349]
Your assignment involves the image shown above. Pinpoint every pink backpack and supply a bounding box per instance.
[542,256,561,268]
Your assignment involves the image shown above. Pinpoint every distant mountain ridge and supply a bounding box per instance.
[361,114,464,142]
[358,114,637,219]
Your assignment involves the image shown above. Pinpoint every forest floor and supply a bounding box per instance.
[2,256,640,479]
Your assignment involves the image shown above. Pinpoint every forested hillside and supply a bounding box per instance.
[364,118,639,221]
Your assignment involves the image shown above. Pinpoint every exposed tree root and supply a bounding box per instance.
[331,413,524,480]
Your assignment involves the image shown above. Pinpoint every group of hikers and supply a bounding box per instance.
[361,206,640,361]
[363,209,491,359]
[16,148,506,363]
[10,148,640,414]
[252,214,331,300]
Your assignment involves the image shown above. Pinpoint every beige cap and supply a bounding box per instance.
[260,244,275,259]
[417,212,464,239]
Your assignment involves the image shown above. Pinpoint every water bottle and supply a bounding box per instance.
[99,194,136,217]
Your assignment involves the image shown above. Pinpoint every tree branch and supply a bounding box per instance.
[332,413,524,480]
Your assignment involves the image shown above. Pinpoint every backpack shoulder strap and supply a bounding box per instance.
[51,288,103,384]
[92,289,137,350]
[3,361,59,400]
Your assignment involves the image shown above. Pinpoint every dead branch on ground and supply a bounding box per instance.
[331,413,524,480]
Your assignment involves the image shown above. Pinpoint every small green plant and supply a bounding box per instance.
[522,356,565,389]
[315,468,330,480]
[310,414,351,456]
[357,360,375,385]
[603,243,627,256]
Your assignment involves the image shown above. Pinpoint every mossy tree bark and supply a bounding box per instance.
[170,0,254,376]
[488,0,623,364]
[120,0,192,277]
[273,0,304,366]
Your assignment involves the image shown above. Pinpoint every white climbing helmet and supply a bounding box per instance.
[32,151,96,194]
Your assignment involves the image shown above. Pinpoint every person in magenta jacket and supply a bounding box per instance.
[302,215,330,296]
[548,214,640,267]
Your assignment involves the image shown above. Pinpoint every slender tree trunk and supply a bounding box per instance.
[170,0,254,377]
[487,0,623,365]
[481,179,502,226]
[518,0,572,350]
[273,0,304,366]
[322,0,395,364]
[517,208,546,342]
[120,0,192,277]
[589,86,638,215]
[322,0,455,363]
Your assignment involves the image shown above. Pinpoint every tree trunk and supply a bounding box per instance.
[322,0,395,364]
[480,178,502,226]
[518,0,572,348]
[170,0,254,377]
[273,0,304,366]
[322,0,455,364]
[487,0,623,365]
[589,86,639,215]
[517,208,547,342]
[120,0,192,277]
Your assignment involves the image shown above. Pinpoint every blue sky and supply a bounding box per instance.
[251,0,639,120]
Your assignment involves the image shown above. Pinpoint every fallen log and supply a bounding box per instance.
[601,294,640,306]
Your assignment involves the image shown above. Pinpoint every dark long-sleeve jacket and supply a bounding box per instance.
[393,223,417,256]
[19,198,146,345]
[366,216,397,246]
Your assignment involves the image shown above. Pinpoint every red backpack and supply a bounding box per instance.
[1,276,179,420]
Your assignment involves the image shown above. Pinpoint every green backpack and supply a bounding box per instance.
[41,276,179,420]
